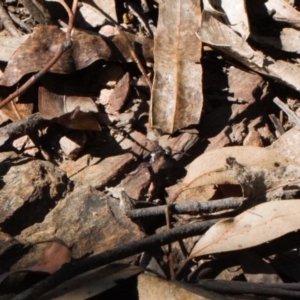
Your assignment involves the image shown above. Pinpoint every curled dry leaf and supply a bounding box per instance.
[150,0,203,133]
[39,87,101,131]
[190,200,300,259]
[168,146,295,203]
[0,25,111,86]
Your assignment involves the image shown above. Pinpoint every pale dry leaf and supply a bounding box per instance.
[0,35,29,62]
[169,146,294,203]
[190,200,300,258]
[265,0,300,26]
[268,127,300,164]
[202,0,225,16]
[86,0,117,24]
[212,0,250,40]
[138,273,226,300]
[254,27,300,54]
[199,12,300,93]
[77,3,105,28]
[150,0,203,133]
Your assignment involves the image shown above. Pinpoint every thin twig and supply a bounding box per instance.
[165,205,175,280]
[126,197,246,219]
[12,220,218,300]
[0,0,78,110]
[0,2,21,37]
[273,97,300,130]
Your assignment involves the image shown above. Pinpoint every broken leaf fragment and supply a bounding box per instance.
[150,0,203,133]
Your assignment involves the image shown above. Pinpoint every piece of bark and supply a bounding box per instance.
[58,154,100,177]
[0,230,20,256]
[71,153,133,188]
[59,131,86,159]
[16,185,144,259]
[106,72,131,113]
[0,159,69,234]
[12,135,39,156]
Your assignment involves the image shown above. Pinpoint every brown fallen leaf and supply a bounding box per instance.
[150,0,203,133]
[38,87,101,131]
[189,200,300,258]
[0,25,111,86]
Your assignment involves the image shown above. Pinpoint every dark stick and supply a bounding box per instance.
[197,280,300,298]
[12,220,218,300]
[126,197,245,219]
